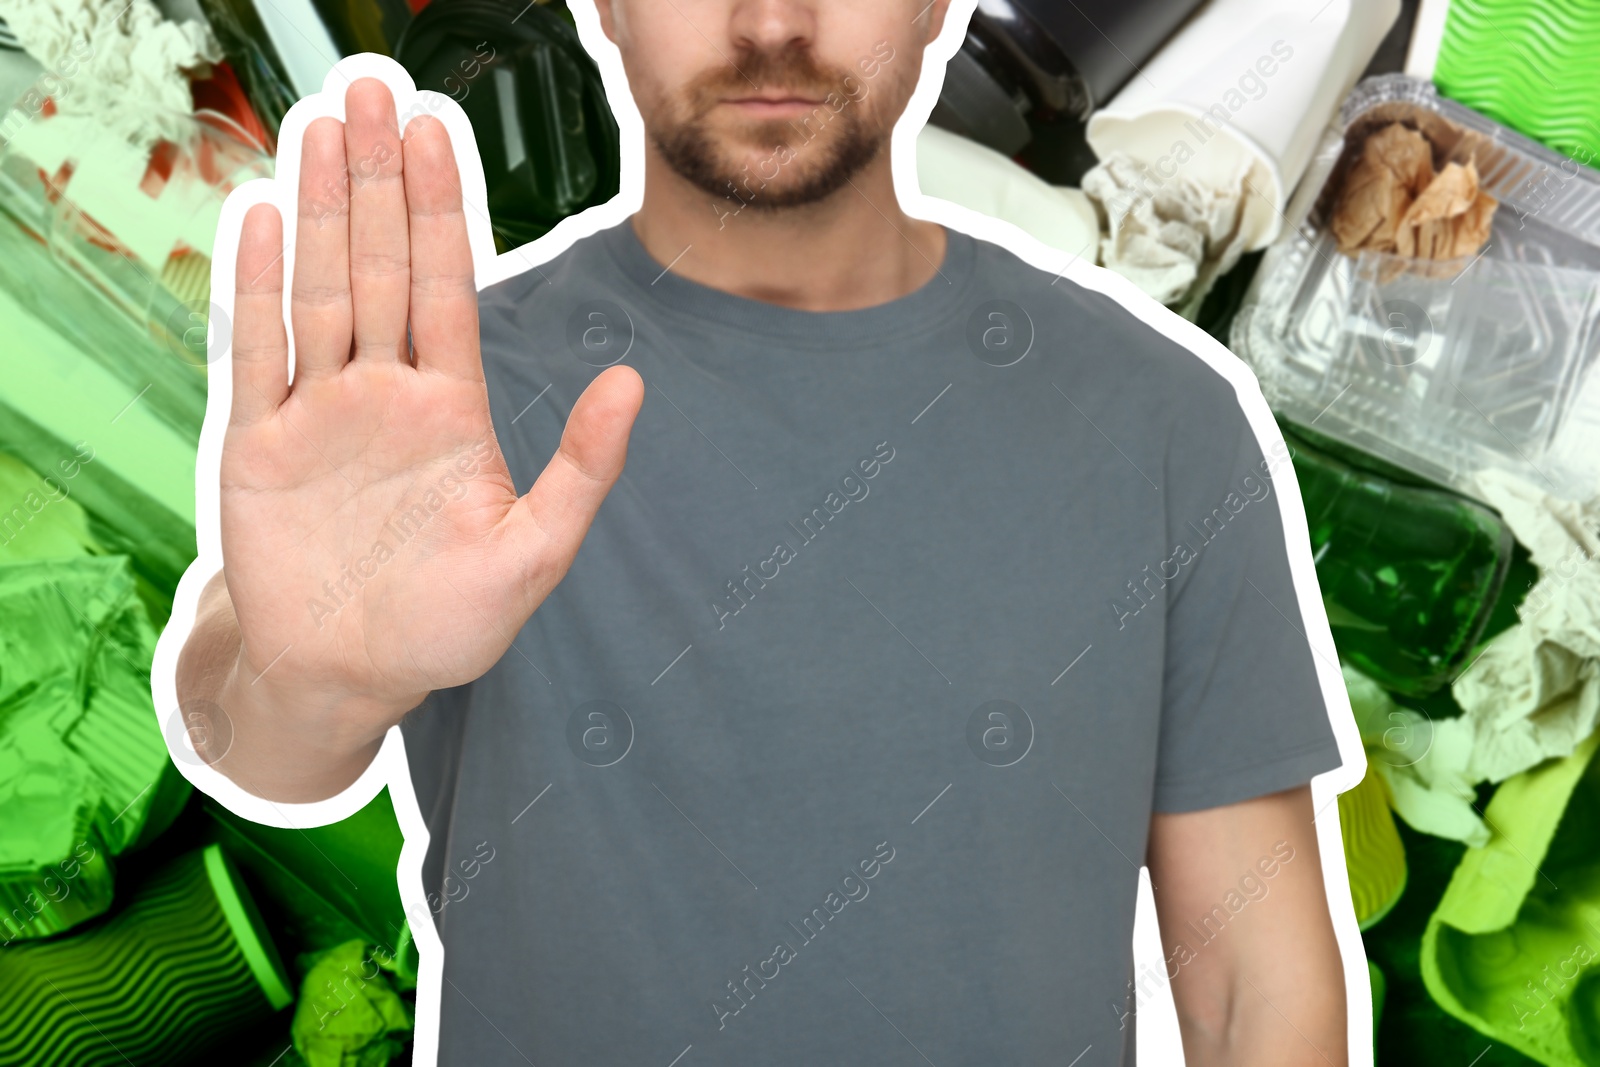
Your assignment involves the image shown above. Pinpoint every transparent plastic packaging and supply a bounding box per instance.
[1231,74,1600,503]
[0,105,273,441]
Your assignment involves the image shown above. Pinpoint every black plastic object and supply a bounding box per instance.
[395,0,620,252]
[311,0,416,57]
[932,0,1206,155]
[1013,0,1208,113]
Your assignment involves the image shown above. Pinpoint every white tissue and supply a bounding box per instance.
[1080,150,1251,311]
[1452,471,1600,784]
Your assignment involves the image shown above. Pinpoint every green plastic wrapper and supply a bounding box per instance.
[0,738,113,943]
[0,553,190,941]
[292,939,414,1067]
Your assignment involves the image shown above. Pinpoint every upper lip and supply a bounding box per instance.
[726,92,821,103]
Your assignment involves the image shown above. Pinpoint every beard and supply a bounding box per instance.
[646,42,893,211]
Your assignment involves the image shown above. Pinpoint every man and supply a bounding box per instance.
[174,1,1351,1063]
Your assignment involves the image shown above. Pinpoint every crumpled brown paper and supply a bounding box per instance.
[1396,160,1498,260]
[1330,121,1497,263]
[1331,122,1434,253]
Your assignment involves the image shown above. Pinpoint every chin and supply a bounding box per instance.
[653,110,882,210]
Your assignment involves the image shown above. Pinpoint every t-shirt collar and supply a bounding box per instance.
[598,214,977,348]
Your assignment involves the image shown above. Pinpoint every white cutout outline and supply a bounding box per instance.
[145,3,1372,1063]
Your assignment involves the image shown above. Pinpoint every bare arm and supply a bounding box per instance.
[174,567,404,801]
[1146,784,1348,1066]
[171,77,643,804]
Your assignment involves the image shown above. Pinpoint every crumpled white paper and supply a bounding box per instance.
[1080,151,1252,315]
[0,0,221,149]
[1345,664,1489,846]
[1453,471,1600,779]
[1348,470,1600,847]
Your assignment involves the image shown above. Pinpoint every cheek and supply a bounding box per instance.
[622,19,714,104]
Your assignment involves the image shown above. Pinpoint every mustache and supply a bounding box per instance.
[685,46,856,112]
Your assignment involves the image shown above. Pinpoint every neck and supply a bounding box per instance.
[629,142,947,312]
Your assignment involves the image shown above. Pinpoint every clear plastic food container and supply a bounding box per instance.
[1231,74,1600,504]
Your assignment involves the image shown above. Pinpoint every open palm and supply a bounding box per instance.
[219,78,642,728]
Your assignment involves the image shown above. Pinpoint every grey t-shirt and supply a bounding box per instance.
[400,217,1344,1066]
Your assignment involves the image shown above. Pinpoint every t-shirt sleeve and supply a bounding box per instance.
[1152,380,1346,813]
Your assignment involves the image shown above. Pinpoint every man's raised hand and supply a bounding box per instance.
[200,77,642,799]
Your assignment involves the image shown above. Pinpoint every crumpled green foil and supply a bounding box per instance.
[0,544,190,941]
[291,939,414,1067]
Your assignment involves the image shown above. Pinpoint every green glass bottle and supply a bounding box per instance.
[1284,424,1513,697]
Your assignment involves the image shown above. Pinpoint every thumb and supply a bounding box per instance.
[500,365,645,592]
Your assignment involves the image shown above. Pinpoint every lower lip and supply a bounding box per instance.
[723,99,821,118]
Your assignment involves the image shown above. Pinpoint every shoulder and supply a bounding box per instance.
[966,230,1256,446]
[476,223,619,325]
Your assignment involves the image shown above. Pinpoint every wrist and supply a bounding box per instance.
[203,652,413,803]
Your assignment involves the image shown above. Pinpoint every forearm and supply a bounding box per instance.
[174,569,408,803]
[1151,787,1350,1067]
[1178,960,1348,1067]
